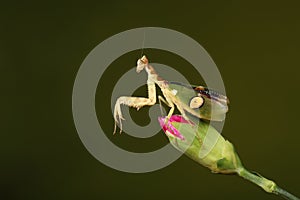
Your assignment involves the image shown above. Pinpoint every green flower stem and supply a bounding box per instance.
[274,186,300,200]
[237,168,299,200]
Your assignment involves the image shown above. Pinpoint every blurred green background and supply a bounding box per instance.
[2,1,300,199]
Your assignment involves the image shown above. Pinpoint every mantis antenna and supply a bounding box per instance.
[140,29,146,57]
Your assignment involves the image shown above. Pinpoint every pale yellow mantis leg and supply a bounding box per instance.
[158,93,188,121]
[113,79,156,134]
[158,95,175,124]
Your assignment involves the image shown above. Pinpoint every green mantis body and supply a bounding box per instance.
[113,55,229,133]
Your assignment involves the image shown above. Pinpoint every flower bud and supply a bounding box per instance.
[158,115,242,174]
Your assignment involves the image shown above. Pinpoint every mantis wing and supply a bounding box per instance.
[168,82,229,121]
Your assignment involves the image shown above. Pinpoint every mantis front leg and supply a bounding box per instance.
[158,95,189,124]
[158,95,174,123]
[113,79,156,134]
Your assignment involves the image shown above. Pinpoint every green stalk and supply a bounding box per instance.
[237,168,299,200]
[275,186,300,200]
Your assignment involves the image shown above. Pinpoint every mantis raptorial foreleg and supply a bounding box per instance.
[158,95,175,123]
[113,79,156,134]
[158,94,194,134]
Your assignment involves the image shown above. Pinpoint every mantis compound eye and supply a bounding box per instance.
[189,96,204,109]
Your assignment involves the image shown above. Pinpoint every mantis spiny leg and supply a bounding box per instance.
[158,95,175,124]
[113,78,156,134]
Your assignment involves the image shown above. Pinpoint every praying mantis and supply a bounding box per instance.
[113,55,229,134]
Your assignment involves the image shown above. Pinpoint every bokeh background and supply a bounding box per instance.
[2,1,300,199]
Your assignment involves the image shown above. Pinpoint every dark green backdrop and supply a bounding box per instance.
[2,1,300,200]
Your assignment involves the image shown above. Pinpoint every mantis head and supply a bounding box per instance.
[136,55,148,73]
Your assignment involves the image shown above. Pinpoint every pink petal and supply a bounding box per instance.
[169,115,190,124]
[158,116,185,140]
